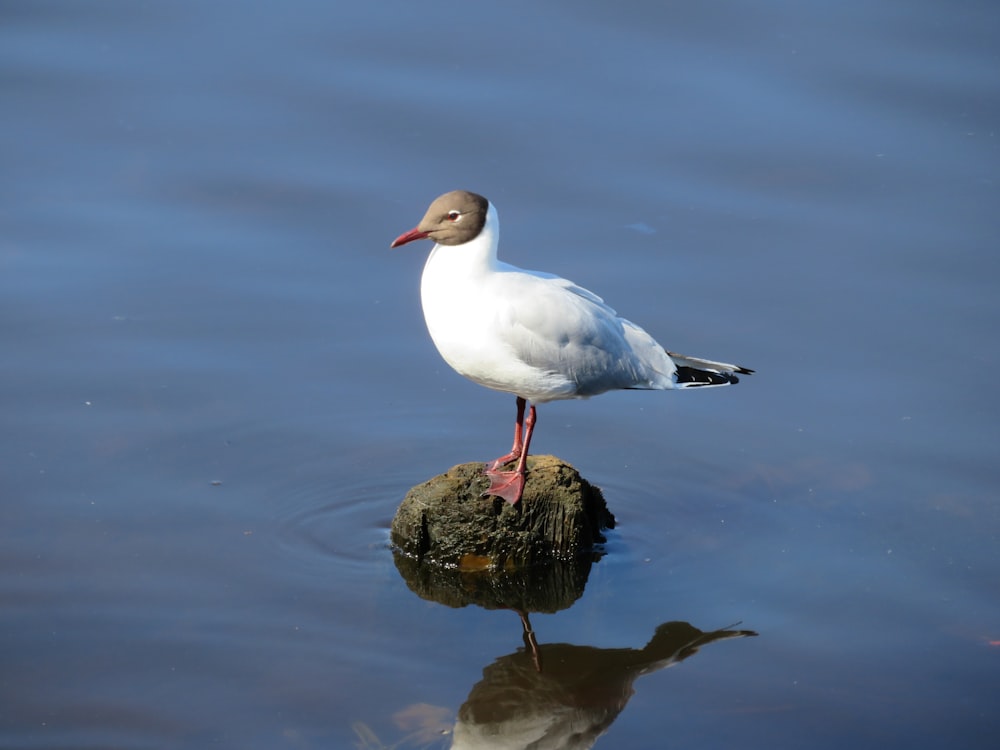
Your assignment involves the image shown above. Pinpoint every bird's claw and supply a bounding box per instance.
[483,469,525,505]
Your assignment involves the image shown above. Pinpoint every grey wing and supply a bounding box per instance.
[492,270,677,394]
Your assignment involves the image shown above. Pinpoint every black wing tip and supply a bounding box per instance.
[675,366,751,386]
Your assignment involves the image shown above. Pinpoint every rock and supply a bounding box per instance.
[390,455,615,571]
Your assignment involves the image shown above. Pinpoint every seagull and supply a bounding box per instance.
[390,190,752,505]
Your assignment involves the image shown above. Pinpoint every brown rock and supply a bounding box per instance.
[391,455,615,571]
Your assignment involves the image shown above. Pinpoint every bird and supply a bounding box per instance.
[390,190,752,506]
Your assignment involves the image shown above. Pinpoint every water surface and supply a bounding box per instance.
[2,1,998,748]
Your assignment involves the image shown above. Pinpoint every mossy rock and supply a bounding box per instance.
[391,455,614,570]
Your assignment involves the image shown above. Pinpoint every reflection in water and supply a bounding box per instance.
[392,548,594,615]
[451,619,756,750]
[392,550,755,749]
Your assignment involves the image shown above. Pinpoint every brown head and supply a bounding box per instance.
[390,190,489,248]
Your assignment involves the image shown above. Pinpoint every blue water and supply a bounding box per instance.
[2,1,998,748]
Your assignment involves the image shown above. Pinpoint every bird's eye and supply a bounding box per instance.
[447,210,461,222]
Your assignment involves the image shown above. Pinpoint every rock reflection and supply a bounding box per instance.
[392,548,593,615]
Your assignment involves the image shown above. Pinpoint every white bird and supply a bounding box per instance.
[390,190,752,505]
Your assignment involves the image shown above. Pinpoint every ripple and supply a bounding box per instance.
[272,461,415,574]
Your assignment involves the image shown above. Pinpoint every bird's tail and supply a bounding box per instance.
[668,351,754,388]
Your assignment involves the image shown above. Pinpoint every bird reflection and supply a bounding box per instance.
[390,540,755,748]
[450,619,756,750]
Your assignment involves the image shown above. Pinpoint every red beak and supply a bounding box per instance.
[390,227,430,248]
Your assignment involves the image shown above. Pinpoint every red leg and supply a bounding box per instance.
[484,402,536,505]
[486,396,526,471]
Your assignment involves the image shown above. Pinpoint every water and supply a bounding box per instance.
[2,1,998,748]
